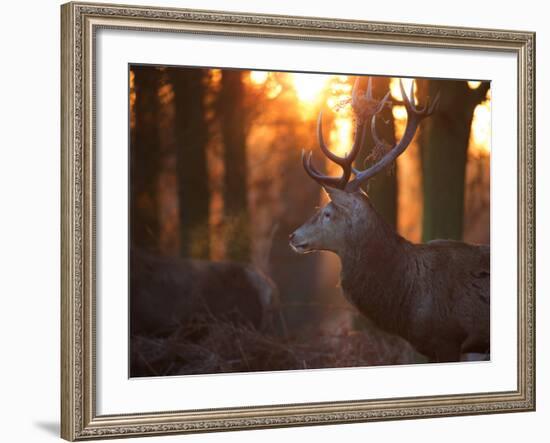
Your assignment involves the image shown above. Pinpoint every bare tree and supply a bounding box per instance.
[131,65,162,251]
[418,79,490,241]
[169,68,211,259]
[217,70,250,262]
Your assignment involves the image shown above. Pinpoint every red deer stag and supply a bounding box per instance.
[289,78,490,363]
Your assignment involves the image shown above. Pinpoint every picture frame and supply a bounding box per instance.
[60,1,536,440]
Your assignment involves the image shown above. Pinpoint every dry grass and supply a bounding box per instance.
[130,316,421,377]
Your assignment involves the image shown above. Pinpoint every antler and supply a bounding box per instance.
[346,79,439,192]
[302,77,390,190]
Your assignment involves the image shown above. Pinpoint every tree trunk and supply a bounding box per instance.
[170,68,211,259]
[218,70,250,262]
[354,76,398,228]
[131,66,162,251]
[418,79,489,242]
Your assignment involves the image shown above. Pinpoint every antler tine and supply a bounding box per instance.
[374,90,392,114]
[399,79,416,112]
[370,115,388,150]
[346,78,438,192]
[317,112,344,165]
[353,77,392,118]
[351,77,375,109]
[399,79,440,117]
[301,150,346,189]
[428,91,441,115]
[352,77,361,110]
[366,77,374,101]
[351,115,389,177]
[317,112,363,166]
[302,75,395,190]
[306,114,368,189]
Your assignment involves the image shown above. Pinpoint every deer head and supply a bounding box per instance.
[289,78,439,255]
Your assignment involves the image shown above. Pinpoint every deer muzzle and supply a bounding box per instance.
[288,230,312,254]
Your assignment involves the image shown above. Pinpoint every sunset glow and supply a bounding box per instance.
[390,77,416,103]
[246,70,491,221]
[390,78,416,123]
[329,114,354,158]
[289,73,330,104]
[470,90,491,156]
[249,70,269,85]
[468,81,482,89]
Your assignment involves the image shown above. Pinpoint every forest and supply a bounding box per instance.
[129,65,491,377]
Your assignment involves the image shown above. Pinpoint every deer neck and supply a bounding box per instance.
[338,206,415,336]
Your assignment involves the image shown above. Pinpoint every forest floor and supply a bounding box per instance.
[130,316,423,377]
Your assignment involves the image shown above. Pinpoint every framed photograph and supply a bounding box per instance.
[61,1,535,440]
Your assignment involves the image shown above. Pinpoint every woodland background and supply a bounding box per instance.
[130,66,491,376]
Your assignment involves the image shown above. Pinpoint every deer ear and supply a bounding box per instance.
[323,186,357,210]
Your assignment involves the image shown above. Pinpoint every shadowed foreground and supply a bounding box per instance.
[130,317,421,377]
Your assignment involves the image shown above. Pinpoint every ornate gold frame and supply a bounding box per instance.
[61,1,536,440]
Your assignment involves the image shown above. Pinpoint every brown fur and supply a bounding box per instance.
[130,249,278,337]
[291,190,489,362]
